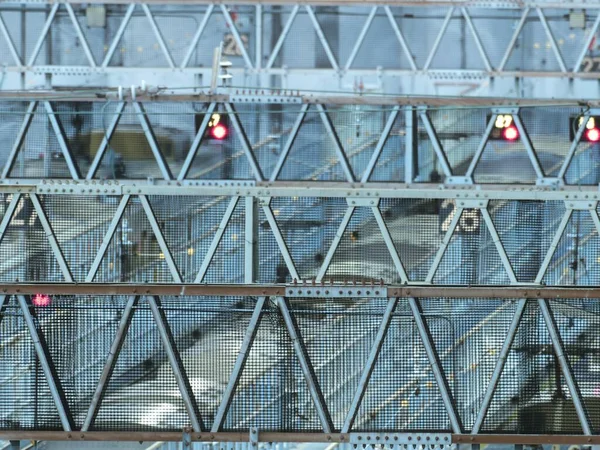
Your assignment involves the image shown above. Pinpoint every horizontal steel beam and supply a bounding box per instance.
[1,89,600,106]
[7,181,600,201]
[10,1,600,9]
[0,432,597,445]
[4,284,600,298]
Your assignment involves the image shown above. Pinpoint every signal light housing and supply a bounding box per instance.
[569,115,600,142]
[487,114,520,141]
[503,125,519,141]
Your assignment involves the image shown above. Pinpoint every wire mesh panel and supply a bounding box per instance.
[292,297,388,430]
[542,209,600,286]
[421,298,518,431]
[0,195,64,283]
[354,300,450,432]
[481,300,583,434]
[550,299,600,433]
[93,297,191,431]
[223,298,322,431]
[0,296,62,430]
[163,296,253,430]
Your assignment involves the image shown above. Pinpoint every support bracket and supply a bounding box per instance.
[565,200,598,210]
[250,427,259,448]
[286,286,387,298]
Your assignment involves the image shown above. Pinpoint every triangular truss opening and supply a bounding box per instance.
[503,9,565,72]
[268,197,348,281]
[481,300,585,434]
[469,8,523,69]
[235,103,306,180]
[92,299,191,431]
[349,7,414,70]
[269,6,339,69]
[433,207,512,285]
[42,195,121,282]
[0,195,65,282]
[419,108,488,179]
[420,297,519,431]
[223,299,323,431]
[520,107,580,177]
[89,102,173,181]
[354,301,451,431]
[379,198,441,282]
[324,207,400,284]
[27,4,96,67]
[294,296,390,430]
[7,103,76,179]
[428,9,488,70]
[277,107,346,181]
[93,197,175,283]
[106,4,174,68]
[489,200,564,283]
[163,295,254,430]
[473,128,539,184]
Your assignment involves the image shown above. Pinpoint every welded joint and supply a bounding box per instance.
[456,199,488,208]
[346,198,379,207]
[286,286,387,298]
[347,433,451,445]
[536,177,563,187]
[565,200,598,210]
[446,176,473,185]
[249,428,259,447]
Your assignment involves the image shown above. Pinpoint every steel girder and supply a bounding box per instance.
[0,293,598,442]
[3,3,600,96]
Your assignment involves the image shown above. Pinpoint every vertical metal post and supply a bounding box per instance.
[245,196,259,283]
[255,5,262,70]
[405,107,417,183]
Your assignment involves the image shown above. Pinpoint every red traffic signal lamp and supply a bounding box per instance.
[487,114,519,141]
[569,116,600,142]
[195,112,230,141]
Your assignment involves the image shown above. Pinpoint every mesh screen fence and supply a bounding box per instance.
[0,194,598,284]
[0,296,599,433]
[0,101,598,185]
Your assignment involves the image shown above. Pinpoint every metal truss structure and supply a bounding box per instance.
[3,94,600,444]
[4,2,600,96]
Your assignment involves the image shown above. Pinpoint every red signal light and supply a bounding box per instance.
[32,294,51,307]
[503,126,519,141]
[211,124,228,140]
[586,128,600,142]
